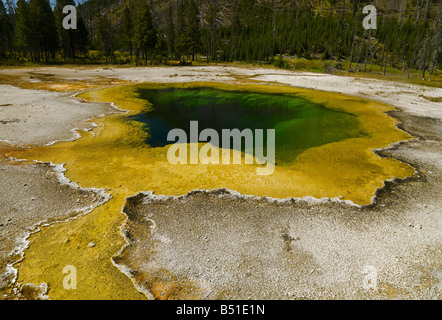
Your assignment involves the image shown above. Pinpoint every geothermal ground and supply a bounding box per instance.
[0,66,441,300]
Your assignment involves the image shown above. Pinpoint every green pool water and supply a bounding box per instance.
[128,87,366,164]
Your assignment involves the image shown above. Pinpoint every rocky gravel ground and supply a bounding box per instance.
[0,160,109,299]
[0,66,440,299]
[115,110,441,300]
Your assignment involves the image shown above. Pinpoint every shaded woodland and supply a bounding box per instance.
[0,0,441,80]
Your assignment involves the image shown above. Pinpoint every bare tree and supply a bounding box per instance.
[428,4,442,81]
[348,0,360,70]
[337,0,346,63]
[382,0,397,75]
[355,29,367,71]
[392,0,406,68]
[408,0,429,78]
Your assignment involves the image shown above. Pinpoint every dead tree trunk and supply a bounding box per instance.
[348,0,360,70]
[428,4,442,81]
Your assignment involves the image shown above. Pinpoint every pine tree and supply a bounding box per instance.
[134,2,156,63]
[186,0,201,61]
[75,16,89,57]
[166,4,175,59]
[120,5,134,62]
[55,0,76,60]
[28,0,58,61]
[0,0,12,58]
[176,0,188,62]
[96,16,114,62]
[336,0,346,63]
[14,0,31,58]
[230,0,241,62]
[384,0,402,75]
[206,0,217,62]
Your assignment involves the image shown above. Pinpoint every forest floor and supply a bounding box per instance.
[0,65,441,299]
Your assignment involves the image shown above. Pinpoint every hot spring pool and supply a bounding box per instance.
[127,87,367,164]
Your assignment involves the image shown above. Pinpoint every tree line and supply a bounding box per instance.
[0,0,89,62]
[0,0,441,79]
